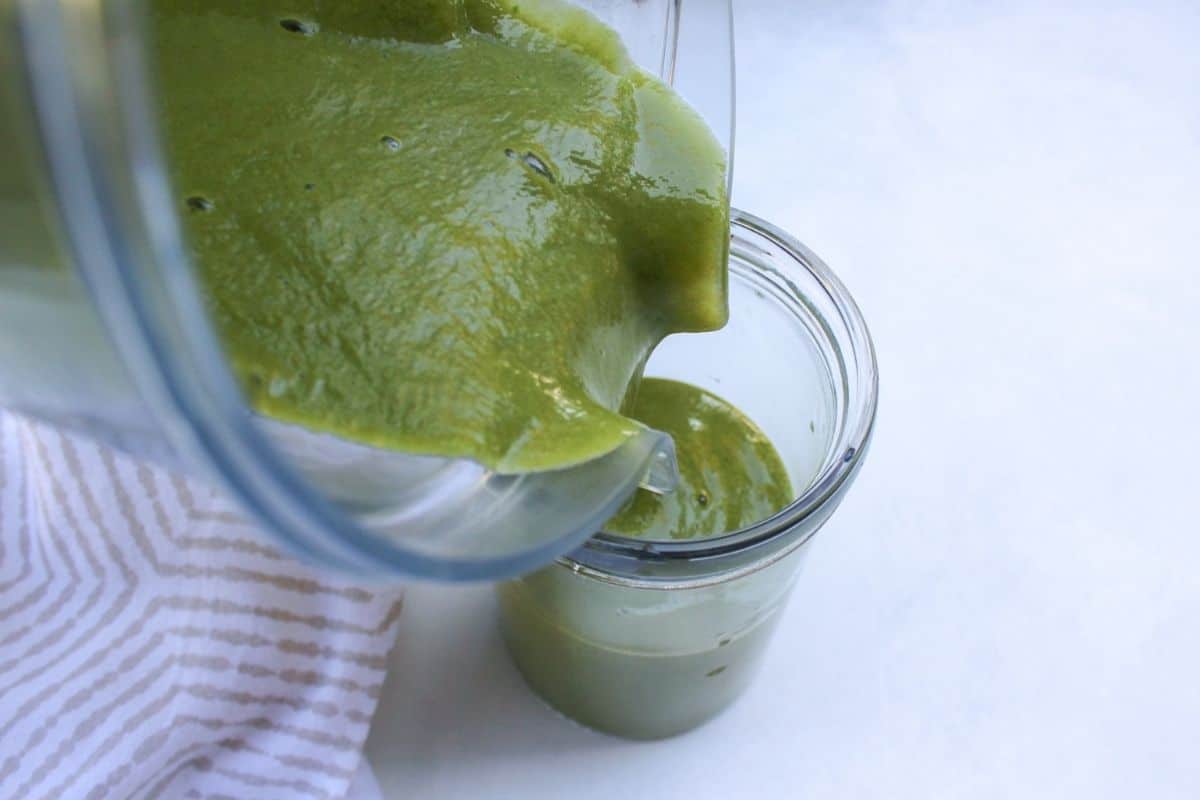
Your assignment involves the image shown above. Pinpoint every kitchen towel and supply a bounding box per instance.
[0,410,405,799]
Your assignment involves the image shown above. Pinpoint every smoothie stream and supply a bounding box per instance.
[607,377,792,540]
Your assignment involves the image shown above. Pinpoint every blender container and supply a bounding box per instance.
[0,0,734,580]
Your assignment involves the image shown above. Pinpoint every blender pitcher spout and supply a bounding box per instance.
[637,428,680,496]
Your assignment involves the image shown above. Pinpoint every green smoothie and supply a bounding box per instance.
[607,377,792,540]
[150,0,729,473]
[499,377,795,739]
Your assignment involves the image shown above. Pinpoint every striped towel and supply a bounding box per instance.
[0,410,404,799]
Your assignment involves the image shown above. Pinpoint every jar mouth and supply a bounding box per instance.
[564,209,879,587]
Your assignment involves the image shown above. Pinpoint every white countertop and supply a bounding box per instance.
[367,2,1200,797]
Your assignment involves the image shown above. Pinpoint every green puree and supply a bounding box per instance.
[607,378,792,540]
[150,0,729,473]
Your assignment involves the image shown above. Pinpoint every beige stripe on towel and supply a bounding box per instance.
[0,411,404,800]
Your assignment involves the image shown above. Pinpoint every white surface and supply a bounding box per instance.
[367,2,1200,797]
[347,760,383,800]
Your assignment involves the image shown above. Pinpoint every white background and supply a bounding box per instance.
[366,2,1200,797]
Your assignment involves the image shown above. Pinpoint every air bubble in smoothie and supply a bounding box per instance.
[279,18,317,36]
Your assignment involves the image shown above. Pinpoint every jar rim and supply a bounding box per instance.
[562,208,879,587]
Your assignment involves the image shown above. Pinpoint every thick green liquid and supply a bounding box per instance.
[500,380,795,738]
[607,378,792,540]
[150,0,729,473]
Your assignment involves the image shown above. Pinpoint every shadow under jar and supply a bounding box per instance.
[497,209,879,740]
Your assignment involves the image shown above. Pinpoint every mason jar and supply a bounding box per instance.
[498,209,878,739]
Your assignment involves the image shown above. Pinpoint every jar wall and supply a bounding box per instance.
[498,543,810,739]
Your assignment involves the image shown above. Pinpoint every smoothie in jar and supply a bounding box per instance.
[498,212,878,740]
[500,374,798,738]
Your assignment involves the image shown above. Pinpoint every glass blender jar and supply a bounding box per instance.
[0,0,734,580]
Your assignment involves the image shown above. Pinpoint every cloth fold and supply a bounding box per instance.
[0,411,404,800]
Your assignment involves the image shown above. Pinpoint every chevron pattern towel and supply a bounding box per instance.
[0,411,404,799]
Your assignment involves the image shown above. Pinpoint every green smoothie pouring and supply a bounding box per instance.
[608,378,792,540]
[151,0,729,474]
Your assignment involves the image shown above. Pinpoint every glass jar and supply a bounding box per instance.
[0,0,733,580]
[498,209,879,739]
